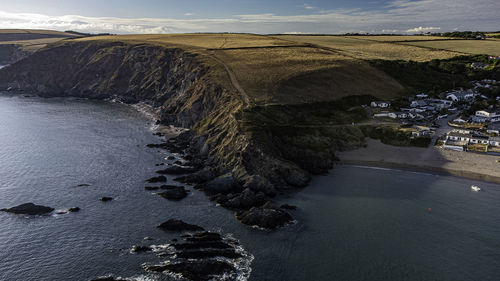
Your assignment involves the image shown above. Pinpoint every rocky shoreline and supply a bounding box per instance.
[0,40,329,229]
[145,131,297,229]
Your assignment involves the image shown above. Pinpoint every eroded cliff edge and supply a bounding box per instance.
[0,40,366,228]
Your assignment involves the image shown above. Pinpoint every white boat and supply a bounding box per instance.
[471,185,481,192]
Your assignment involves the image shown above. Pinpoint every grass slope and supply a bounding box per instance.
[402,39,500,56]
[275,35,461,61]
[75,33,404,105]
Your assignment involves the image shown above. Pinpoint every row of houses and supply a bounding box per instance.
[472,110,500,123]
[444,130,500,151]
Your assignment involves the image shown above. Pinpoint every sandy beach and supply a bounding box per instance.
[337,139,500,184]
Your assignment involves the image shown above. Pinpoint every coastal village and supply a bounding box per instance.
[370,72,500,154]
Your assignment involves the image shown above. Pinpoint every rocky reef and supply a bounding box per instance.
[0,40,364,228]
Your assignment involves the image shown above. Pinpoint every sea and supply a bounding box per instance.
[0,94,499,281]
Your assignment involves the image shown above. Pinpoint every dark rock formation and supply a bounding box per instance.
[144,230,249,281]
[146,175,167,183]
[1,203,54,215]
[157,219,204,231]
[131,245,152,253]
[158,186,188,201]
[145,260,234,281]
[156,165,198,175]
[280,204,297,210]
[144,186,159,191]
[68,207,81,212]
[196,173,242,195]
[99,197,113,202]
[237,202,293,229]
[174,168,216,184]
[222,188,266,209]
[77,184,90,187]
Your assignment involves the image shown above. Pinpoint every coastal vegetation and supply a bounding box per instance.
[369,55,500,94]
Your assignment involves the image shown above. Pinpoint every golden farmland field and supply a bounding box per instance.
[7,32,497,106]
[275,35,461,61]
[213,46,403,104]
[402,39,500,56]
[350,35,451,42]
[76,33,302,51]
[77,34,405,104]
[0,29,78,53]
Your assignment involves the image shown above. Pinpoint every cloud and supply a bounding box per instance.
[405,26,441,33]
[303,4,317,10]
[0,0,497,34]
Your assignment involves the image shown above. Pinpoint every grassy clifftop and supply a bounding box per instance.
[74,33,405,105]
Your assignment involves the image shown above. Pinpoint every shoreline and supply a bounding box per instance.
[337,139,500,185]
[337,160,500,184]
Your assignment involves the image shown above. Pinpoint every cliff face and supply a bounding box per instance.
[0,40,372,227]
[0,44,31,65]
[0,40,311,187]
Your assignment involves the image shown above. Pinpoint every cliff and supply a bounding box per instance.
[0,40,369,227]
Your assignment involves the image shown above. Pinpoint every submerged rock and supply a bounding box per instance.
[1,203,54,215]
[158,186,189,201]
[144,186,159,191]
[237,202,293,229]
[146,175,167,183]
[131,245,152,253]
[157,219,204,232]
[156,165,198,175]
[99,197,113,202]
[90,276,131,281]
[145,260,234,281]
[77,184,91,187]
[69,207,81,212]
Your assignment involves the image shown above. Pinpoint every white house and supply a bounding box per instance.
[371,101,390,108]
[474,110,500,123]
[469,135,490,145]
[447,132,471,142]
[411,126,431,137]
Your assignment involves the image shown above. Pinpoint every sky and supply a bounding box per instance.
[0,0,498,34]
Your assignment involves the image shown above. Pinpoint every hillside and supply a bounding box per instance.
[1,32,496,227]
[0,29,79,64]
[74,34,404,105]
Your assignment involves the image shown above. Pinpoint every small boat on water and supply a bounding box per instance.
[471,185,481,192]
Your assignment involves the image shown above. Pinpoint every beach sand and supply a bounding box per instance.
[337,139,500,184]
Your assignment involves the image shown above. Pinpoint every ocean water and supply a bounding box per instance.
[1,94,499,281]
